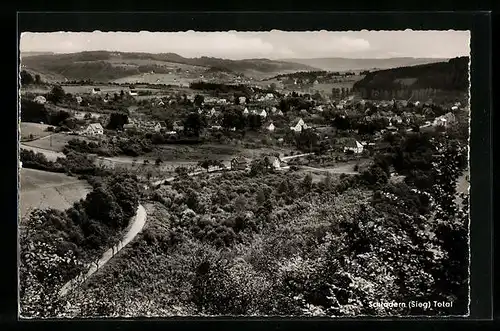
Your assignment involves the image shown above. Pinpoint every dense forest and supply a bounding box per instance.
[352,57,469,100]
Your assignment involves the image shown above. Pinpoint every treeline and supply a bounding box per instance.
[64,137,154,158]
[271,70,356,82]
[20,149,105,176]
[189,81,279,97]
[353,57,469,93]
[20,70,43,86]
[20,98,73,127]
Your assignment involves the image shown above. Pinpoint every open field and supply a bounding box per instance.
[22,133,76,152]
[112,73,197,86]
[20,86,51,95]
[19,168,91,219]
[20,122,54,141]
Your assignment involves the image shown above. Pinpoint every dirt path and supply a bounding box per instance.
[58,204,147,297]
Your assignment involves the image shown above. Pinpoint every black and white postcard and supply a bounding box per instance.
[18,29,471,318]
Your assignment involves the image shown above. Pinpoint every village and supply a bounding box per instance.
[22,79,465,181]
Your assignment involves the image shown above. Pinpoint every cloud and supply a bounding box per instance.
[20,30,468,60]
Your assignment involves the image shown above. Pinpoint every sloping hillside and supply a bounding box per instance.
[282,57,448,72]
[21,51,317,82]
[352,57,469,101]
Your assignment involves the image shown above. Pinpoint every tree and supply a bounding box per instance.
[222,110,245,131]
[184,112,205,137]
[47,85,65,104]
[175,166,189,178]
[106,113,129,130]
[155,158,163,166]
[302,173,313,192]
[194,94,205,107]
[186,188,200,211]
[35,74,42,85]
[198,159,211,173]
[247,114,263,131]
[20,70,34,86]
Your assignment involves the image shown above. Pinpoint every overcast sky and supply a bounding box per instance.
[20,30,470,60]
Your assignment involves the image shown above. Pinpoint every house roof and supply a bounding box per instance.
[232,156,248,163]
[88,123,103,130]
[339,137,362,148]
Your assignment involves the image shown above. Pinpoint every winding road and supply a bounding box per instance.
[58,204,147,297]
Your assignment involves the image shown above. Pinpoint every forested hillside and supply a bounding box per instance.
[21,51,316,82]
[352,57,469,101]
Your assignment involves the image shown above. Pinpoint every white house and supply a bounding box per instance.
[129,89,138,96]
[33,96,46,104]
[343,139,364,154]
[259,109,267,118]
[276,110,284,116]
[150,122,162,132]
[123,123,136,131]
[82,123,104,136]
[239,96,246,104]
[267,123,275,132]
[265,93,275,99]
[433,112,456,128]
[243,108,249,115]
[290,118,308,133]
[91,88,101,94]
[173,121,184,132]
[271,106,277,113]
[267,156,281,169]
[451,105,459,111]
[76,96,83,104]
[392,115,403,124]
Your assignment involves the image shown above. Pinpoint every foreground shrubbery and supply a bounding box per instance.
[20,129,469,317]
[19,172,141,318]
[61,130,468,317]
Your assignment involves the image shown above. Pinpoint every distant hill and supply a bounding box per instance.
[20,51,55,58]
[281,57,449,72]
[352,57,469,101]
[20,51,317,82]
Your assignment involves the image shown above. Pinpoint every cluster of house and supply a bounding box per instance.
[424,112,457,129]
[91,86,139,98]
[123,118,163,132]
[242,106,283,117]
